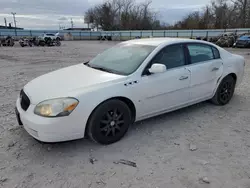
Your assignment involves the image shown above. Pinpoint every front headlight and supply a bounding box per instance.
[34,97,79,117]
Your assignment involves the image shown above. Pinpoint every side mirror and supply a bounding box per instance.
[148,63,167,74]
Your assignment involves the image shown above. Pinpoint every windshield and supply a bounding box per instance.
[87,43,156,75]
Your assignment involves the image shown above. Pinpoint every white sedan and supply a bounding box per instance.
[15,38,245,145]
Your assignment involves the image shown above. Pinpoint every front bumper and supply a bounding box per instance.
[15,97,85,142]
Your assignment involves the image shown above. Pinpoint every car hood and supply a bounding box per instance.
[23,63,125,104]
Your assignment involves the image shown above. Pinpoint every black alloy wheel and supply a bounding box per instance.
[211,75,236,105]
[87,99,132,145]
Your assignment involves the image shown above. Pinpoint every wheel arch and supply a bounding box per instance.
[214,72,237,95]
[228,72,237,82]
[84,96,136,136]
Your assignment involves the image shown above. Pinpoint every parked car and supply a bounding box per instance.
[98,33,112,41]
[209,32,238,47]
[37,33,61,47]
[38,33,61,42]
[233,35,250,48]
[15,38,245,145]
[0,35,15,47]
[19,37,33,47]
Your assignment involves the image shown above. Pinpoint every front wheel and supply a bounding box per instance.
[87,100,132,145]
[211,75,236,105]
[55,41,61,46]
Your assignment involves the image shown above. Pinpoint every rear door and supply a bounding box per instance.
[185,43,223,101]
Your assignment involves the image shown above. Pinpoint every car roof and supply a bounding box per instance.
[122,37,213,47]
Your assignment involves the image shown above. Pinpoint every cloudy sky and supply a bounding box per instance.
[0,0,210,30]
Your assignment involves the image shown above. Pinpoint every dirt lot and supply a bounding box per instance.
[0,41,250,188]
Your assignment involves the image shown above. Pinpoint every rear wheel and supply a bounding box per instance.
[211,75,236,105]
[87,100,132,145]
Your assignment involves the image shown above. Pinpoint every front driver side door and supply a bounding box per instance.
[138,44,191,118]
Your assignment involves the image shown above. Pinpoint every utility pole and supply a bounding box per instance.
[11,12,17,36]
[70,18,74,28]
[4,18,7,27]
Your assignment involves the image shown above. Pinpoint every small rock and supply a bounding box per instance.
[177,167,185,170]
[8,126,20,132]
[174,142,180,146]
[47,147,52,151]
[233,129,241,133]
[16,152,21,159]
[88,182,92,188]
[201,160,209,165]
[199,177,210,184]
[246,129,250,133]
[189,144,197,151]
[89,157,97,164]
[7,140,15,147]
[224,142,228,147]
[0,167,6,170]
[0,177,8,183]
[48,180,53,183]
[96,179,106,185]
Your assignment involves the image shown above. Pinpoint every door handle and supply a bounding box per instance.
[179,76,189,80]
[212,67,219,72]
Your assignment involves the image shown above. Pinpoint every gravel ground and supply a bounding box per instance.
[0,41,250,188]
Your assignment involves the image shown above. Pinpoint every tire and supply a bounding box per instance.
[39,41,45,46]
[55,41,61,46]
[87,99,132,145]
[211,75,236,105]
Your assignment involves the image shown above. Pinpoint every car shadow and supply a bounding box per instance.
[33,101,212,148]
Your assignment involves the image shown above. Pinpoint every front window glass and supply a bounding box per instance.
[87,43,156,75]
[151,44,185,69]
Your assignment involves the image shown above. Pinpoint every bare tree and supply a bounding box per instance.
[84,0,160,30]
[85,0,250,30]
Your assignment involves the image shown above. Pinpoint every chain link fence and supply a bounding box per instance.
[0,28,250,41]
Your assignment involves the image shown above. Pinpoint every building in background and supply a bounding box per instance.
[0,25,23,30]
[64,27,91,31]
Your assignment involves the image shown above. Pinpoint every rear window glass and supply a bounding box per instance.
[187,44,214,64]
[212,47,220,59]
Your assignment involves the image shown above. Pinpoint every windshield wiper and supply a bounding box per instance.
[83,61,89,65]
[85,64,114,73]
